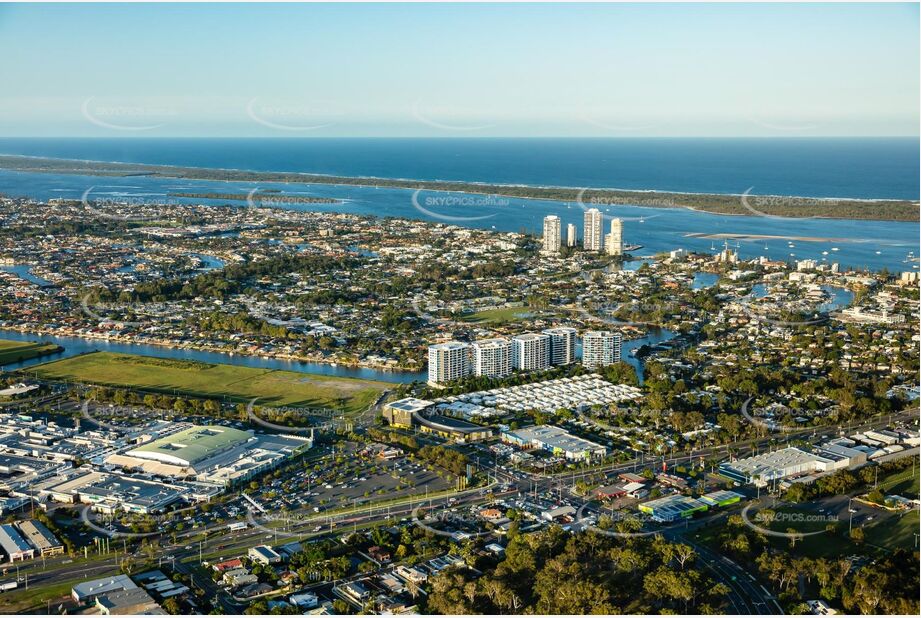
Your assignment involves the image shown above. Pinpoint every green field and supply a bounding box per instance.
[864,509,919,550]
[877,465,920,498]
[458,306,542,324]
[30,352,388,413]
[0,338,60,365]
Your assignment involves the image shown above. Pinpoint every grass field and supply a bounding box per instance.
[458,306,541,324]
[864,509,919,550]
[877,465,920,498]
[30,352,388,413]
[0,338,60,365]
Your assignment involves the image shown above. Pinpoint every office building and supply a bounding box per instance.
[566,223,577,247]
[583,208,603,251]
[542,215,561,253]
[542,327,577,366]
[582,331,622,369]
[472,338,512,378]
[427,341,471,385]
[511,333,551,371]
[605,218,623,256]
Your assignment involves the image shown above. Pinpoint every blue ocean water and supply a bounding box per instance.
[0,138,917,272]
[0,137,918,199]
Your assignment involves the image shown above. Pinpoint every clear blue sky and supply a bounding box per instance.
[0,2,917,137]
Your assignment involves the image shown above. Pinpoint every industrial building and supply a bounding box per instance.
[719,446,866,486]
[638,495,708,522]
[0,522,34,562]
[72,574,139,603]
[16,519,64,557]
[105,424,311,487]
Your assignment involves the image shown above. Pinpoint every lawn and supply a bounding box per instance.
[458,306,541,324]
[0,338,60,365]
[29,352,388,413]
[864,509,919,551]
[876,465,920,498]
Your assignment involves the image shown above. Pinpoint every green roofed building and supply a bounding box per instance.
[638,495,708,522]
[126,425,253,468]
[699,490,745,508]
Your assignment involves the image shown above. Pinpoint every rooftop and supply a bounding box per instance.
[128,425,252,467]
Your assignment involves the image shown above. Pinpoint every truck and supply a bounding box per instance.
[0,581,18,593]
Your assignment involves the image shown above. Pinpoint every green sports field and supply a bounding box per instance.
[0,338,60,365]
[29,352,388,413]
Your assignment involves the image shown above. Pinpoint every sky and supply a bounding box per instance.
[0,2,918,137]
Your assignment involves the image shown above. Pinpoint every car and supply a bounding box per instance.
[313,525,322,532]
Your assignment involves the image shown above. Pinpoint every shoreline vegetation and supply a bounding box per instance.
[1,324,424,376]
[1,154,917,222]
[168,191,341,204]
[0,338,63,366]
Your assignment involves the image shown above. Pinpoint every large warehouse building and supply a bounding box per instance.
[105,424,312,487]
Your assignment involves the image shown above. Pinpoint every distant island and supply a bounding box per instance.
[168,191,340,204]
[0,154,917,221]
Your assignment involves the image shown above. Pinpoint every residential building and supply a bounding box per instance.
[542,327,577,365]
[511,333,551,371]
[583,208,603,251]
[582,331,622,369]
[542,215,561,253]
[605,218,623,256]
[427,341,471,385]
[471,338,512,378]
[566,223,577,247]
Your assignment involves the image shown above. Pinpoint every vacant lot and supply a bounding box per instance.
[0,338,60,365]
[458,306,540,324]
[31,352,387,413]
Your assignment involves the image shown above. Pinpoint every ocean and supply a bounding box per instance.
[0,137,918,272]
[0,137,918,199]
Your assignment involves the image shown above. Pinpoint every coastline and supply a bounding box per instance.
[1,153,917,222]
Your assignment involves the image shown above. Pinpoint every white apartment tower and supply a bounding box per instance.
[472,338,512,378]
[583,208,603,251]
[542,327,577,366]
[566,223,577,247]
[542,215,562,253]
[428,342,471,385]
[582,331,622,369]
[605,218,623,256]
[511,333,551,371]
